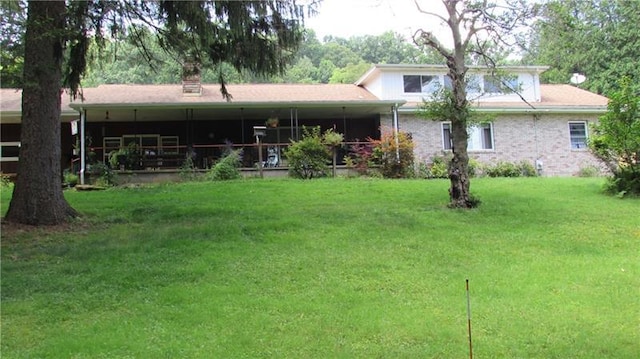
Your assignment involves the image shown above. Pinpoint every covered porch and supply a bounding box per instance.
[68,83,403,182]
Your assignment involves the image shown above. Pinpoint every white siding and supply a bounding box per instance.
[363,68,542,104]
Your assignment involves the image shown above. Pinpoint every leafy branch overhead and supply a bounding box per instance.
[61,1,313,100]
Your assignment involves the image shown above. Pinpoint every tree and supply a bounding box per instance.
[528,0,640,96]
[413,0,536,208]
[5,0,313,226]
[589,77,640,197]
[329,61,371,84]
[347,31,443,65]
[5,1,78,224]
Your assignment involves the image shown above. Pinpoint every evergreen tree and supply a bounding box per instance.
[5,0,312,226]
[527,0,640,95]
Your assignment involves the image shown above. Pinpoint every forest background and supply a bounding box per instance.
[1,0,638,97]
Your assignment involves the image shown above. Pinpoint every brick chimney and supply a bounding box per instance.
[182,62,202,96]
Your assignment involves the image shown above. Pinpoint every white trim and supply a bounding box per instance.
[0,141,21,162]
[568,121,589,150]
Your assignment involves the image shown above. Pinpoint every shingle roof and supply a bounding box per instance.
[70,83,382,107]
[1,83,608,114]
[539,84,608,106]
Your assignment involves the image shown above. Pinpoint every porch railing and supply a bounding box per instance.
[86,141,374,171]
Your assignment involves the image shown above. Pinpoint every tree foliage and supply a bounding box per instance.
[527,0,640,96]
[589,78,640,197]
[0,0,26,88]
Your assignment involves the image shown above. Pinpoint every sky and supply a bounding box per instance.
[305,0,448,41]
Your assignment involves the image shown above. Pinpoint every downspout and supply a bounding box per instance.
[290,107,294,140]
[393,104,400,162]
[295,108,299,140]
[80,108,86,185]
[533,114,543,175]
[342,106,347,139]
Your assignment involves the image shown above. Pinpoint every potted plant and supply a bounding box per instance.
[265,117,279,128]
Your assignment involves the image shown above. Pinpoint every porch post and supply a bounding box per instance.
[80,108,86,185]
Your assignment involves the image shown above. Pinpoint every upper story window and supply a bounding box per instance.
[569,121,588,149]
[403,73,520,96]
[403,75,440,93]
[442,122,494,151]
[483,75,519,94]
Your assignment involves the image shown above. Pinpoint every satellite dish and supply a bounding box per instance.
[570,73,586,85]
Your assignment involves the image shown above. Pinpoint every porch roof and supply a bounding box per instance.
[69,83,385,107]
[1,84,404,123]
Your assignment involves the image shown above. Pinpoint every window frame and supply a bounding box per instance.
[482,75,519,94]
[0,141,21,162]
[441,122,495,151]
[569,121,589,150]
[403,75,441,94]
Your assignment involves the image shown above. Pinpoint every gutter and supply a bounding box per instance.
[398,105,607,115]
[68,100,406,111]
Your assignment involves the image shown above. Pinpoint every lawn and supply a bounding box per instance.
[1,177,638,358]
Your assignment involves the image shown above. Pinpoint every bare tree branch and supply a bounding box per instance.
[413,0,448,24]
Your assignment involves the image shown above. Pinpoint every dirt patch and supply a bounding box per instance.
[0,218,92,242]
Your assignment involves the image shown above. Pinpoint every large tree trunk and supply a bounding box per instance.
[448,119,473,208]
[5,0,78,225]
[447,58,475,208]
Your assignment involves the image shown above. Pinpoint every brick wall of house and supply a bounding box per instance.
[382,112,605,176]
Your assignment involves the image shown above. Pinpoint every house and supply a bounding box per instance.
[0,64,608,181]
[356,64,609,176]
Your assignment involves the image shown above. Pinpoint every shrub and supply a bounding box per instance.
[422,153,478,179]
[0,172,12,188]
[87,162,117,186]
[370,128,414,178]
[517,160,538,177]
[284,126,330,179]
[208,149,242,181]
[179,155,200,181]
[63,170,79,187]
[577,165,601,178]
[345,141,374,176]
[603,167,640,198]
[484,160,537,178]
[485,161,521,177]
[589,77,640,197]
[427,155,450,179]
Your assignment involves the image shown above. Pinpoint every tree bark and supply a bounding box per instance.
[448,66,474,208]
[5,0,78,225]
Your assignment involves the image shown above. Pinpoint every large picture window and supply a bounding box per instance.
[569,121,588,149]
[442,122,494,151]
[403,75,440,93]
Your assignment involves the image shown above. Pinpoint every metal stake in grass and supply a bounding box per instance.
[466,278,473,359]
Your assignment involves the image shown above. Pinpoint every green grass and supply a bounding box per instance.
[1,178,638,358]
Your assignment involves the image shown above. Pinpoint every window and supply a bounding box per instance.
[442,123,453,150]
[443,75,453,90]
[569,122,588,149]
[0,141,20,162]
[160,136,179,154]
[483,75,519,94]
[403,75,440,93]
[442,122,494,151]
